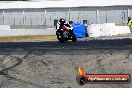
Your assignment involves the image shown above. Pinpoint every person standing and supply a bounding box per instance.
[127,17,132,33]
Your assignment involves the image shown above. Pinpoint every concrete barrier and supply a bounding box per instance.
[0,24,130,37]
[88,24,101,37]
[0,25,10,30]
[101,23,115,36]
[0,25,56,36]
[114,26,131,35]
[88,23,131,37]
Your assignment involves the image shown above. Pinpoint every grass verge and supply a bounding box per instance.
[0,35,57,42]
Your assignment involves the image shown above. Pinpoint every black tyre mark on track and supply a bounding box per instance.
[40,60,49,66]
[0,55,22,75]
[0,53,46,88]
[125,50,132,60]
[4,76,46,88]
[96,56,107,74]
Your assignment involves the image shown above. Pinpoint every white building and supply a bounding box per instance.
[0,0,132,28]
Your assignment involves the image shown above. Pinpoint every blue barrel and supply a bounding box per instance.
[72,22,86,38]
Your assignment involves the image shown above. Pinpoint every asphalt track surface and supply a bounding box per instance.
[0,39,132,88]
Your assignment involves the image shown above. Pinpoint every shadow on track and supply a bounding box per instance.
[0,39,132,50]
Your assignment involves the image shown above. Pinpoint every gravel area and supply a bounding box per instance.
[0,39,131,88]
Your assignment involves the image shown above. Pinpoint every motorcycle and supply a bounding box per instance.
[56,25,77,43]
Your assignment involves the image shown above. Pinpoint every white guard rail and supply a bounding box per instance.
[88,23,131,37]
[0,25,56,36]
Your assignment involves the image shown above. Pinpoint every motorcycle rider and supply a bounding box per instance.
[56,18,73,37]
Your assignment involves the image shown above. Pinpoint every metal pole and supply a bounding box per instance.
[41,15,42,22]
[22,10,25,25]
[14,17,15,28]
[2,10,5,25]
[106,11,108,23]
[122,12,125,25]
[78,13,80,22]
[44,9,46,28]
[30,16,32,28]
[25,16,26,26]
[42,15,44,28]
[65,12,66,20]
[127,6,130,17]
[37,16,39,28]
[41,15,43,28]
[69,8,71,22]
[50,15,51,22]
[96,8,98,24]
[0,14,1,24]
[20,18,21,28]
[65,12,68,20]
[8,14,11,25]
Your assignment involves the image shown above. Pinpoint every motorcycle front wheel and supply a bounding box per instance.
[72,33,77,42]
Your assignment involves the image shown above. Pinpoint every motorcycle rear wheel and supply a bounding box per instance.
[59,38,64,43]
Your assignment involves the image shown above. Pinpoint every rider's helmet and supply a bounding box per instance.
[59,18,66,24]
